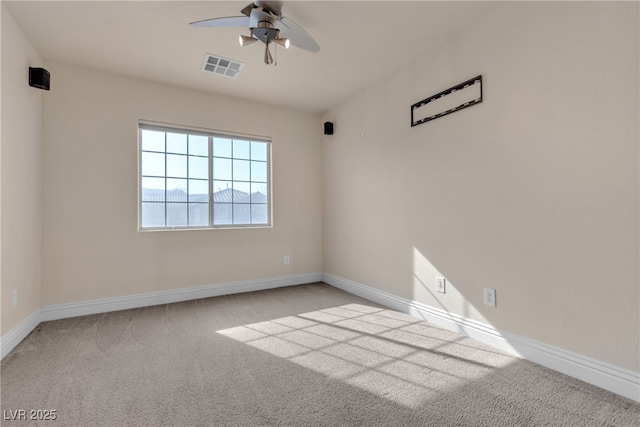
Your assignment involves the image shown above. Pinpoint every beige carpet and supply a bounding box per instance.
[2,283,639,426]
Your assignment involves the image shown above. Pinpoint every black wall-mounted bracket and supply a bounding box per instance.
[411,75,482,127]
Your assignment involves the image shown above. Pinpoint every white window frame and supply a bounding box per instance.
[138,121,272,231]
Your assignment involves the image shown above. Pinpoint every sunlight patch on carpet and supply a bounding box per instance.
[216,303,512,408]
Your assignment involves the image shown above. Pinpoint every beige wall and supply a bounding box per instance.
[41,62,322,306]
[322,2,639,371]
[3,0,638,378]
[1,4,43,335]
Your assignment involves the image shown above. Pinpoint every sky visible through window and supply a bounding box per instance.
[140,127,270,229]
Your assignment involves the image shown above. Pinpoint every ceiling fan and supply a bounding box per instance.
[190,1,320,66]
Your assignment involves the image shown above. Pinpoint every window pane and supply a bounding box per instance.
[167,203,188,227]
[189,179,208,202]
[189,135,208,156]
[189,156,208,179]
[251,183,268,203]
[233,204,251,225]
[141,202,165,228]
[233,182,250,203]
[167,179,187,201]
[213,157,232,180]
[167,133,187,154]
[141,130,165,152]
[251,161,267,182]
[167,154,187,178]
[213,181,232,201]
[139,125,270,230]
[213,203,233,225]
[141,152,165,176]
[233,159,250,181]
[213,137,232,158]
[251,141,268,161]
[189,203,209,227]
[141,177,165,201]
[251,204,268,224]
[233,139,251,160]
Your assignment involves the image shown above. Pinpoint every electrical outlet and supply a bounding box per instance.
[12,290,18,308]
[436,277,446,293]
[284,256,290,265]
[484,288,496,307]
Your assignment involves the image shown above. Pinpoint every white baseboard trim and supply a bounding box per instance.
[1,308,42,359]
[323,272,640,403]
[2,273,322,360]
[41,272,323,322]
[4,272,638,402]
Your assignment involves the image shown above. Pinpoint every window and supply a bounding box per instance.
[139,123,270,230]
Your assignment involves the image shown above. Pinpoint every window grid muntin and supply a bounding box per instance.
[211,137,269,226]
[140,130,205,228]
[139,125,270,230]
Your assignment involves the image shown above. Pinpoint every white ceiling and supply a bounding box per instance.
[4,1,498,113]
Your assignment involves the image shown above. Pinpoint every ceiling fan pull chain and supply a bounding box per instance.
[264,43,274,65]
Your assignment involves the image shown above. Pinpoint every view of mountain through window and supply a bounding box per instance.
[139,124,270,229]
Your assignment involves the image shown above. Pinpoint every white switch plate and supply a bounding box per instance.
[12,290,18,307]
[436,277,446,293]
[284,256,290,265]
[484,288,496,307]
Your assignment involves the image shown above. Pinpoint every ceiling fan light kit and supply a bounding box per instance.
[239,34,258,47]
[272,37,290,49]
[241,23,290,66]
[190,1,319,66]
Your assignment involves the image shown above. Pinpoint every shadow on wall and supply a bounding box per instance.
[409,247,640,402]
[412,246,487,325]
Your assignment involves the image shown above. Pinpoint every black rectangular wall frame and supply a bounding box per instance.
[411,75,482,127]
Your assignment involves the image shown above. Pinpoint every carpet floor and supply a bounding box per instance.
[1,282,639,426]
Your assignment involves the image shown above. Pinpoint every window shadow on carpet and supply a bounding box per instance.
[218,303,531,408]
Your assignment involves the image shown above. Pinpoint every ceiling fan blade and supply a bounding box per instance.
[249,8,276,27]
[189,16,250,28]
[279,17,320,52]
[255,1,283,18]
[240,2,255,17]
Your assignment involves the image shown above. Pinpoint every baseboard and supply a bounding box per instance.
[1,308,42,359]
[2,273,321,360]
[322,272,640,403]
[41,272,323,322]
[5,272,638,403]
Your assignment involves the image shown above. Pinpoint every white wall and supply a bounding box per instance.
[322,2,639,372]
[3,0,638,387]
[41,62,322,306]
[1,3,43,336]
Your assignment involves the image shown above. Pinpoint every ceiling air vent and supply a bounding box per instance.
[201,54,244,78]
